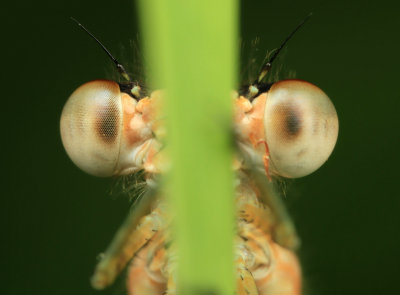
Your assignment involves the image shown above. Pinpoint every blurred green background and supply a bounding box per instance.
[3,0,399,295]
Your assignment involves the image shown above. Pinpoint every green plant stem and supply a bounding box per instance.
[138,1,238,294]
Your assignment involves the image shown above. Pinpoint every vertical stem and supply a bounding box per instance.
[138,1,238,294]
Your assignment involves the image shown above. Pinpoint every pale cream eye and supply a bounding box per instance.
[60,80,123,177]
[264,80,339,178]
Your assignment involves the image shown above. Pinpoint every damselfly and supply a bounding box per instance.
[60,17,338,295]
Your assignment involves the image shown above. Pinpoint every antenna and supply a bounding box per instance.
[70,17,132,82]
[254,13,312,85]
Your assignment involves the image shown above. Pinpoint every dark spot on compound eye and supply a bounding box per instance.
[285,108,302,137]
[95,106,120,144]
[273,103,303,142]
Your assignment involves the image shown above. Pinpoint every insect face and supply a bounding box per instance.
[234,79,338,179]
[60,17,339,295]
[61,78,338,179]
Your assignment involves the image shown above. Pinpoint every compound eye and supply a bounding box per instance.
[264,80,338,178]
[60,80,123,177]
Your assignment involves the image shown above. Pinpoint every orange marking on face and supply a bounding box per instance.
[256,140,272,181]
[121,93,144,147]
[234,94,267,149]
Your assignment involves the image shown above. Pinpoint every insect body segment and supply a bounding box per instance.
[235,170,302,295]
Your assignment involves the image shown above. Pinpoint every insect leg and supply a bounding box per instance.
[236,251,260,295]
[126,246,165,295]
[91,188,169,289]
[237,198,273,235]
[250,171,299,250]
[237,224,301,295]
[239,153,300,250]
[256,243,302,295]
[126,229,171,294]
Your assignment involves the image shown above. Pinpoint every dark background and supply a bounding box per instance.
[3,0,399,294]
